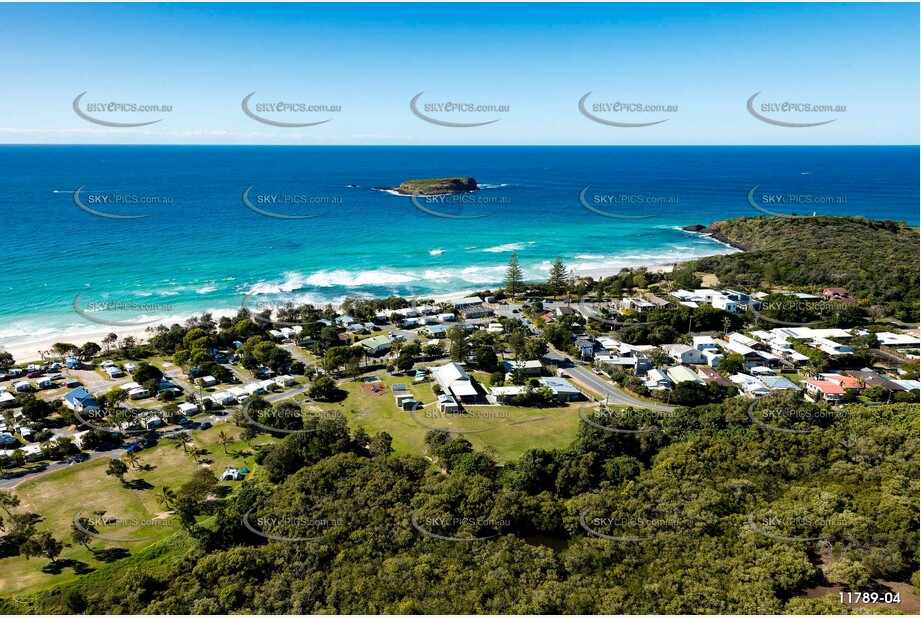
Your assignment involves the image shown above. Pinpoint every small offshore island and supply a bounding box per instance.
[379,176,479,195]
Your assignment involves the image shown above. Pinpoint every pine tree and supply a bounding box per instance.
[504,253,524,296]
[547,257,569,296]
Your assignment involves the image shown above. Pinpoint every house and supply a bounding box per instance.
[822,287,855,303]
[553,306,575,318]
[843,370,905,393]
[433,363,480,403]
[729,374,771,399]
[451,296,483,309]
[812,337,853,356]
[724,341,764,367]
[661,343,706,365]
[692,336,721,353]
[127,387,151,400]
[701,350,724,367]
[104,366,125,378]
[335,315,356,325]
[539,377,582,402]
[749,366,776,377]
[573,337,595,360]
[758,375,802,392]
[644,369,672,391]
[459,305,494,319]
[243,382,265,396]
[356,334,392,355]
[177,402,198,416]
[34,376,53,389]
[274,375,297,388]
[892,379,921,392]
[695,366,735,388]
[820,373,864,392]
[503,359,543,377]
[486,322,505,334]
[646,295,673,309]
[143,416,164,429]
[228,386,249,402]
[437,394,459,413]
[875,331,921,350]
[620,297,655,313]
[666,365,705,385]
[0,392,16,408]
[727,332,760,348]
[62,386,100,412]
[200,376,218,388]
[437,313,456,323]
[804,379,846,402]
[209,392,237,406]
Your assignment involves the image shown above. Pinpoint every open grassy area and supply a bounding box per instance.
[315,372,584,462]
[2,423,272,598]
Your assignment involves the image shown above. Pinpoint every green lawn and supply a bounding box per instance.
[314,372,584,462]
[2,423,273,598]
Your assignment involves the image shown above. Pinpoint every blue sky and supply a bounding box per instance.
[0,2,917,144]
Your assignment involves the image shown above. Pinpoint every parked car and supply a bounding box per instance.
[26,371,43,379]
[198,421,212,430]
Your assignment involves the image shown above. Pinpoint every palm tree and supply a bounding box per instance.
[217,430,232,454]
[155,486,176,510]
[171,433,193,454]
[122,451,140,469]
[189,446,205,463]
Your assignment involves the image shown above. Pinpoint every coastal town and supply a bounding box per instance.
[1,274,918,480]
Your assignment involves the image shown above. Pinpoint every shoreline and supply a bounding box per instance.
[0,258,699,364]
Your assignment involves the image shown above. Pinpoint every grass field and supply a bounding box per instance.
[314,372,584,462]
[2,423,273,598]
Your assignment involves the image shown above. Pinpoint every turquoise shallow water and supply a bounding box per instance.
[0,145,917,346]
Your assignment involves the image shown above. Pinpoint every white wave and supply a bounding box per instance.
[429,249,445,256]
[196,284,218,294]
[482,243,525,253]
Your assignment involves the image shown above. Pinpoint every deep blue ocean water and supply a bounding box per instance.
[0,145,917,346]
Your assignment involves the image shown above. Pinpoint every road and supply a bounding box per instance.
[0,448,118,489]
[545,350,677,411]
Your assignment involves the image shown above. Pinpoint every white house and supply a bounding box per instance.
[437,394,459,413]
[200,376,218,388]
[274,375,297,388]
[661,343,706,365]
[692,336,721,352]
[644,369,672,391]
[177,402,198,415]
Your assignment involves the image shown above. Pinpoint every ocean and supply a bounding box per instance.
[0,145,917,348]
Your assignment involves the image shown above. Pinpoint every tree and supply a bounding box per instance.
[78,341,101,360]
[170,433,194,454]
[0,490,21,515]
[368,431,394,458]
[547,257,569,296]
[446,326,469,363]
[308,376,344,402]
[21,398,54,423]
[101,333,117,353]
[217,430,232,454]
[0,350,16,369]
[71,518,94,550]
[21,531,63,564]
[504,252,524,296]
[156,486,177,510]
[122,451,140,469]
[106,459,129,483]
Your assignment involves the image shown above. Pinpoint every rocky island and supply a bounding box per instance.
[380,176,478,196]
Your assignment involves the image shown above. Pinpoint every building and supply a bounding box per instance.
[62,386,100,413]
[692,336,720,352]
[538,377,582,402]
[0,392,16,408]
[843,370,905,394]
[433,363,480,403]
[503,359,543,377]
[666,365,705,385]
[819,373,864,392]
[646,295,673,309]
[822,287,854,303]
[758,375,802,392]
[695,366,734,388]
[556,306,576,317]
[451,296,483,309]
[729,374,771,399]
[804,379,846,402]
[356,334,392,355]
[644,369,672,391]
[620,297,655,313]
[437,394,459,413]
[661,343,706,365]
[459,305,494,319]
